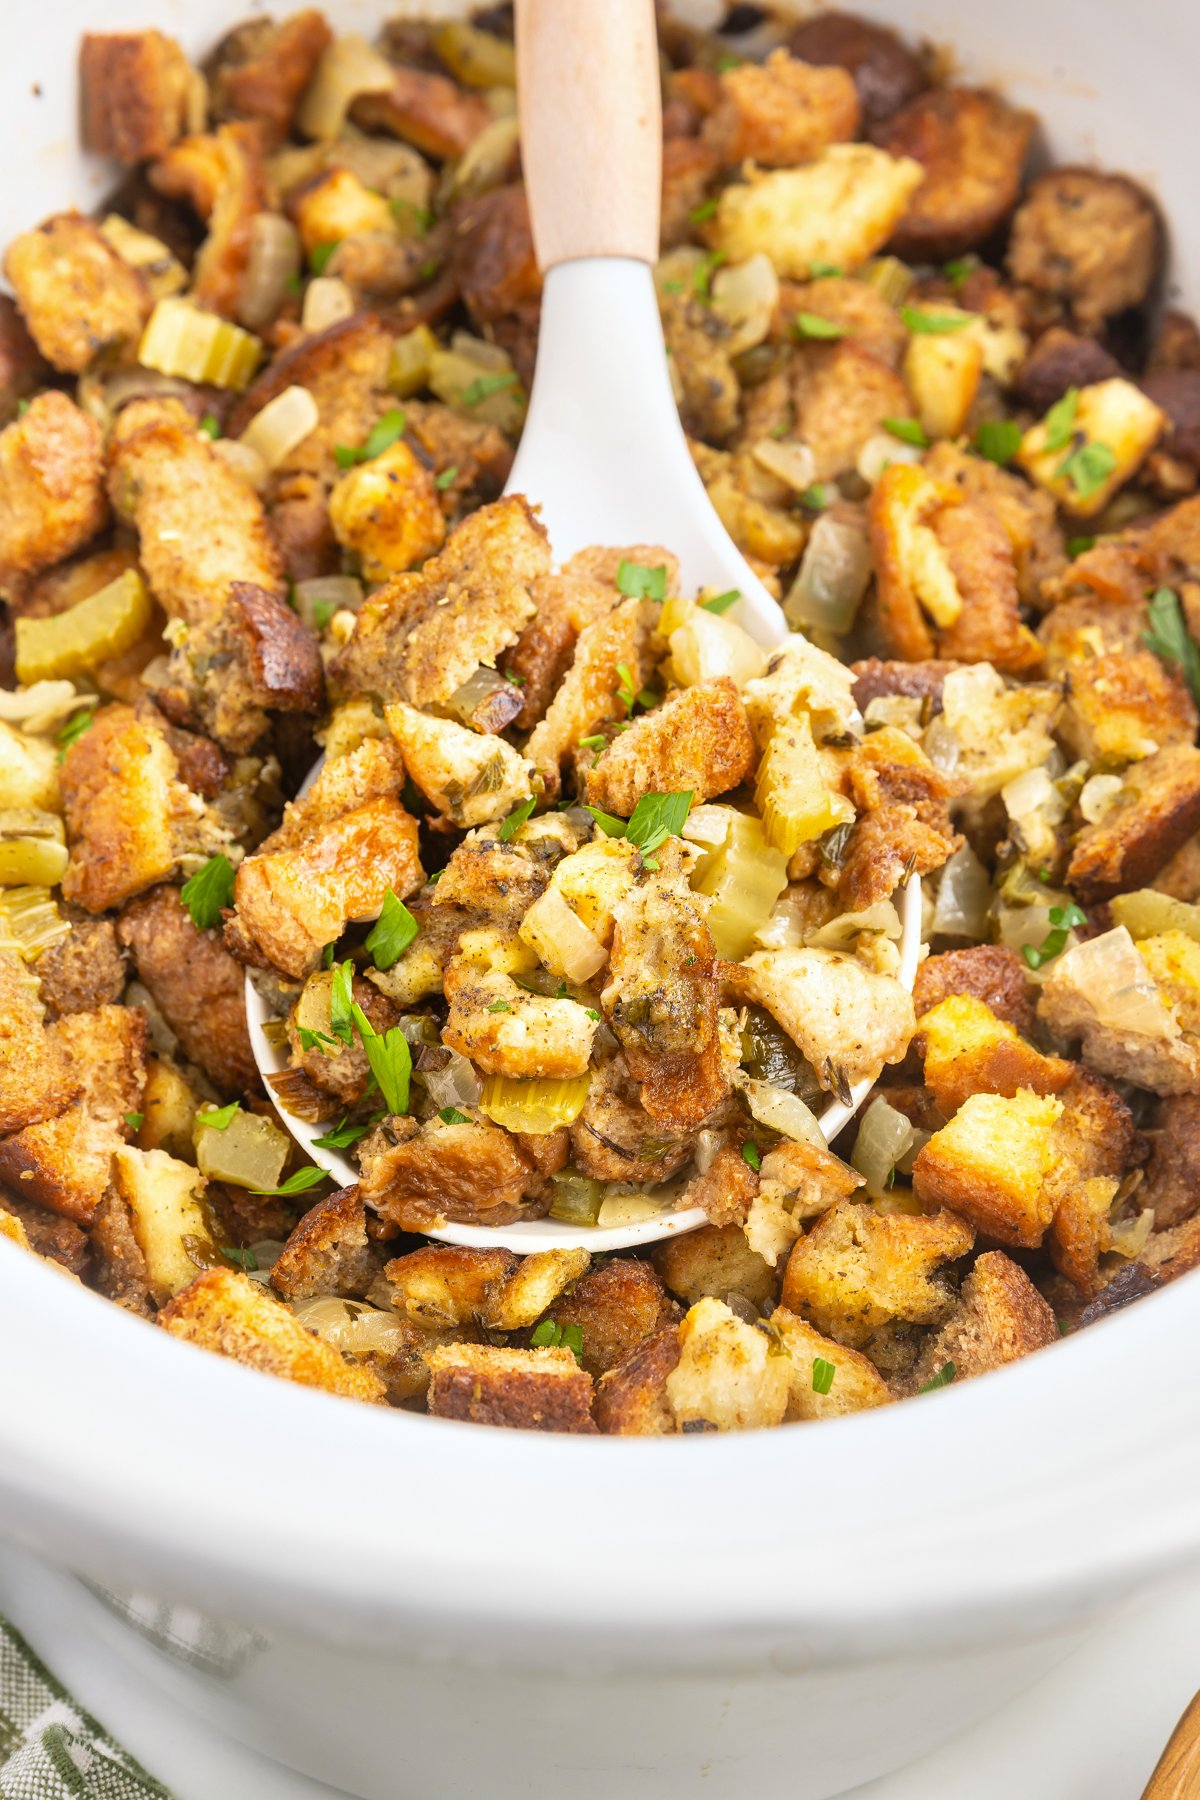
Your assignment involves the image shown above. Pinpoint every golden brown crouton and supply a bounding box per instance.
[0,951,74,1135]
[328,439,446,583]
[569,1055,695,1185]
[1140,1094,1200,1230]
[661,136,721,249]
[382,1243,519,1326]
[870,87,1034,262]
[149,123,268,321]
[912,944,1037,1038]
[351,62,491,163]
[836,803,959,912]
[922,441,1067,607]
[118,886,257,1095]
[905,1250,1056,1391]
[0,1192,88,1274]
[1043,1070,1140,1294]
[425,1343,595,1432]
[135,1057,199,1160]
[108,1142,214,1302]
[677,1144,760,1229]
[931,501,1043,674]
[1007,169,1163,334]
[52,1003,147,1131]
[209,10,332,149]
[1038,927,1200,1096]
[269,1186,382,1303]
[0,1213,31,1254]
[793,342,911,484]
[360,1119,545,1232]
[594,1325,682,1435]
[89,1189,152,1315]
[734,947,916,1092]
[913,1089,1063,1248]
[786,11,928,129]
[584,680,756,817]
[80,30,192,162]
[771,1307,893,1421]
[480,1248,591,1332]
[704,49,859,167]
[155,580,324,753]
[547,1258,680,1380]
[159,1267,387,1402]
[525,594,655,798]
[917,994,1073,1117]
[0,294,48,423]
[0,393,108,588]
[653,1222,777,1312]
[744,1140,864,1268]
[711,145,924,279]
[666,1296,790,1431]
[1068,746,1200,904]
[332,496,548,708]
[4,213,151,373]
[60,705,229,915]
[1141,1217,1200,1285]
[782,1198,974,1349]
[35,912,127,1021]
[1058,649,1196,768]
[777,276,909,369]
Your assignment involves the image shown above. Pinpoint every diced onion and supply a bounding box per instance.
[811,900,902,949]
[431,20,517,88]
[0,811,68,889]
[752,437,817,494]
[850,1096,915,1199]
[292,1296,405,1355]
[194,1107,292,1190]
[212,438,267,490]
[693,812,789,960]
[296,34,396,141]
[1110,1205,1154,1261]
[388,324,438,398]
[448,666,524,734]
[139,298,262,391]
[0,682,90,734]
[1002,763,1056,822]
[1080,772,1124,825]
[596,1188,671,1228]
[931,844,992,940]
[446,114,520,201]
[420,1049,483,1111]
[1111,889,1200,945]
[669,608,768,690]
[711,253,779,357]
[480,1072,591,1135]
[239,214,301,331]
[0,886,70,961]
[856,431,923,486]
[519,887,608,983]
[693,1129,725,1175]
[734,1072,826,1148]
[682,804,736,850]
[238,385,319,472]
[1050,928,1175,1035]
[302,277,355,334]
[783,512,872,635]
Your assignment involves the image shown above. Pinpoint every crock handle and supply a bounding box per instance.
[515,0,663,269]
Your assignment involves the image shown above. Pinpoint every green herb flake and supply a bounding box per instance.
[124,1112,143,1132]
[285,271,303,297]
[198,413,221,439]
[418,258,439,282]
[504,670,526,687]
[249,1166,328,1198]
[56,707,95,760]
[498,797,537,843]
[882,416,929,449]
[198,1101,240,1131]
[612,661,638,715]
[1067,535,1096,559]
[1022,903,1087,972]
[701,588,740,614]
[438,1106,471,1125]
[530,1319,584,1363]
[350,1002,411,1115]
[461,370,518,407]
[1056,439,1116,501]
[616,559,668,601]
[974,419,1023,467]
[918,1360,958,1393]
[585,805,627,838]
[435,464,458,490]
[793,310,848,342]
[309,240,340,276]
[625,790,693,856]
[312,598,336,632]
[943,255,978,290]
[688,197,719,224]
[584,1008,600,1022]
[901,306,973,335]
[807,261,843,279]
[579,733,608,752]
[312,1114,381,1152]
[297,1026,338,1055]
[365,889,419,971]
[812,1356,836,1396]
[180,853,236,931]
[390,197,432,235]
[799,484,830,511]
[1042,387,1080,455]
[222,1245,258,1273]
[692,250,726,301]
[321,942,336,969]
[488,999,511,1013]
[741,1140,761,1173]
[1143,586,1200,708]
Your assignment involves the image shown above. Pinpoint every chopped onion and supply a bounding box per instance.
[1111,889,1200,945]
[693,1128,725,1175]
[669,608,768,690]
[447,665,524,734]
[1002,763,1056,822]
[0,885,70,960]
[596,1188,671,1228]
[333,137,433,210]
[292,1295,405,1356]
[811,900,902,950]
[421,1049,482,1111]
[1049,929,1171,1034]
[445,114,520,201]
[856,430,923,486]
[296,34,395,141]
[682,804,736,850]
[734,1071,826,1148]
[302,276,355,334]
[931,844,992,940]
[783,512,872,635]
[520,886,608,983]
[1080,772,1124,825]
[752,437,817,494]
[293,576,364,634]
[388,324,438,398]
[238,214,301,331]
[711,252,779,356]
[212,437,267,490]
[850,1096,915,1199]
[0,682,90,735]
[1110,1205,1154,1261]
[238,385,319,472]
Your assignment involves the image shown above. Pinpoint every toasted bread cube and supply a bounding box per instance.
[711,144,923,278]
[1043,1069,1140,1294]
[744,1140,863,1266]
[0,1212,32,1253]
[905,1251,1056,1391]
[118,886,258,1095]
[289,165,396,257]
[867,464,965,661]
[1037,927,1200,1096]
[653,1222,777,1312]
[703,48,860,166]
[443,927,597,1080]
[160,1267,387,1402]
[386,702,533,830]
[329,439,446,583]
[51,1003,147,1129]
[917,993,1073,1115]
[912,943,1037,1038]
[585,679,756,818]
[771,1307,893,1421]
[913,1089,1063,1248]
[478,1247,591,1332]
[1141,1093,1200,1231]
[525,595,654,800]
[735,947,915,1091]
[0,950,73,1135]
[904,329,984,443]
[782,1199,973,1349]
[137,1057,200,1160]
[1067,745,1200,905]
[425,1343,596,1432]
[110,1143,214,1302]
[1058,650,1196,768]
[1018,380,1165,519]
[594,1325,683,1435]
[1140,929,1200,1038]
[665,1296,790,1432]
[80,30,193,162]
[270,1185,382,1302]
[0,393,108,587]
[5,213,151,373]
[383,1244,519,1326]
[548,1258,680,1379]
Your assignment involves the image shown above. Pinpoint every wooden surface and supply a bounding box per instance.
[1143,1690,1200,1798]
[515,0,662,268]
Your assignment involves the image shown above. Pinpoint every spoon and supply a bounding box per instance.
[245,0,921,1253]
[1142,1687,1200,1798]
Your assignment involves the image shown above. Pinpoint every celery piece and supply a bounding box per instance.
[14,569,152,685]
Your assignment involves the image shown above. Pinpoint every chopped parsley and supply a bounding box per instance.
[807,260,843,279]
[688,196,719,224]
[312,1114,379,1152]
[901,306,972,334]
[530,1319,584,1363]
[461,370,518,407]
[249,1166,328,1198]
[1056,439,1116,501]
[1143,587,1200,708]
[616,559,668,601]
[504,670,526,687]
[974,419,1023,467]
[692,249,726,300]
[312,598,336,632]
[334,407,406,469]
[793,311,848,341]
[701,589,740,614]
[579,733,608,752]
[197,1101,240,1131]
[917,1360,958,1393]
[390,197,432,235]
[365,889,419,971]
[198,414,221,439]
[418,258,439,282]
[329,958,356,1045]
[811,1356,836,1396]
[741,1141,761,1173]
[1067,535,1096,559]
[180,854,236,931]
[488,999,511,1013]
[615,661,638,714]
[498,797,537,842]
[1042,387,1080,454]
[584,1008,600,1022]
[350,1002,411,1114]
[322,942,336,968]
[298,1025,338,1055]
[586,790,693,860]
[435,464,458,489]
[799,483,830,511]
[438,1106,471,1125]
[123,1112,143,1132]
[309,240,340,276]
[1022,903,1087,971]
[56,706,95,760]
[882,416,929,449]
[943,255,978,289]
[222,1245,258,1273]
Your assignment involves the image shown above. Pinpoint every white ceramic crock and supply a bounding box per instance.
[3,4,1200,1796]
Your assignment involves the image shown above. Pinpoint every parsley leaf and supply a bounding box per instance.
[793,311,848,341]
[322,943,336,969]
[615,661,638,714]
[807,260,842,278]
[1056,440,1116,501]
[1067,535,1096,559]
[249,1166,328,1197]
[688,196,718,224]
[56,706,95,760]
[335,408,406,469]
[198,1101,240,1131]
[312,598,335,632]
[882,416,929,449]
[198,413,221,439]
[741,1140,761,1173]
[530,1319,584,1363]
[579,733,608,752]
[625,790,693,855]
[812,1356,836,1396]
[616,559,668,601]
[312,1114,380,1152]
[918,1360,957,1393]
[488,999,511,1013]
[586,805,627,838]
[330,958,356,1045]
[692,250,726,300]
[350,1002,411,1114]
[390,197,432,235]
[222,1245,258,1272]
[701,588,740,614]
[298,1025,338,1055]
[309,240,339,275]
[901,306,972,334]
[1143,587,1200,708]
[461,370,518,407]
[435,464,458,490]
[974,419,1023,467]
[180,854,236,931]
[124,1112,143,1132]
[1042,387,1080,454]
[1022,903,1087,971]
[498,797,536,843]
[365,890,419,971]
[799,484,830,511]
[438,1106,471,1125]
[943,255,978,289]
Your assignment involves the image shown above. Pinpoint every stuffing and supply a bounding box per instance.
[1038,927,1200,1095]
[360,1117,547,1231]
[159,1266,387,1403]
[777,276,909,370]
[150,123,267,321]
[703,49,860,167]
[922,441,1068,607]
[443,927,597,1078]
[35,913,128,1021]
[0,1193,87,1275]
[449,184,541,340]
[710,144,924,278]
[870,87,1034,262]
[1069,746,1200,903]
[770,1307,893,1421]
[539,837,640,947]
[118,886,256,1095]
[108,1143,213,1303]
[569,1055,696,1185]
[734,947,915,1092]
[786,12,928,130]
[913,1088,1064,1247]
[1043,1070,1140,1294]
[903,327,983,443]
[89,1190,152,1314]
[743,634,857,742]
[155,580,324,754]
[0,394,108,589]
[434,830,554,930]
[351,63,492,163]
[425,1342,596,1433]
[269,1186,382,1302]
[1017,379,1165,520]
[932,663,1061,806]
[781,1197,974,1350]
[525,595,657,798]
[0,951,74,1135]
[665,1296,790,1432]
[60,704,231,915]
[4,213,151,373]
[1007,170,1164,333]
[1140,1094,1200,1230]
[658,287,741,446]
[1056,649,1196,768]
[477,1248,592,1333]
[903,1251,1057,1392]
[594,1326,682,1436]
[328,438,446,583]
[209,10,332,148]
[546,1258,680,1380]
[385,702,533,829]
[792,342,912,485]
[661,137,721,249]
[677,1144,760,1229]
[1012,328,1122,416]
[288,165,397,259]
[912,944,1037,1038]
[137,1057,200,1159]
[382,1243,518,1327]
[0,295,48,423]
[916,993,1073,1116]
[79,30,193,162]
[653,1222,777,1312]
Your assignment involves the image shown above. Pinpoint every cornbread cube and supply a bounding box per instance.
[110,1144,214,1303]
[904,1251,1057,1391]
[913,1089,1063,1248]
[1057,650,1196,768]
[711,144,924,278]
[770,1307,893,1421]
[1017,379,1165,519]
[594,1325,683,1436]
[425,1343,596,1432]
[917,993,1073,1116]
[0,1213,32,1253]
[781,1198,973,1349]
[329,439,446,583]
[159,1267,387,1403]
[665,1296,790,1432]
[904,330,983,443]
[289,166,396,257]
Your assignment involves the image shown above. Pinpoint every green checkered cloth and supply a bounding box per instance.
[0,1618,169,1800]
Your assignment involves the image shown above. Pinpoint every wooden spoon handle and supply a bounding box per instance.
[1142,1690,1200,1798]
[515,0,662,269]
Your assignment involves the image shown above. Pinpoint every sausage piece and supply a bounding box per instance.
[1007,169,1164,333]
[870,87,1034,262]
[787,10,928,129]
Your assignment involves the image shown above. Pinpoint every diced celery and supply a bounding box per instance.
[0,812,68,888]
[139,298,262,391]
[755,716,852,857]
[479,1073,591,1135]
[15,569,153,686]
[692,813,789,960]
[0,885,70,959]
[1111,889,1200,945]
[388,324,439,398]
